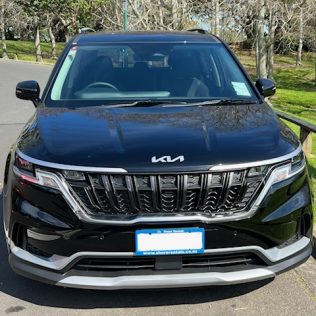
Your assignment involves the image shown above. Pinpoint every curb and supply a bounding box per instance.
[0,58,54,67]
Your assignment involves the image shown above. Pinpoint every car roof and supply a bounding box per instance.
[73,31,221,45]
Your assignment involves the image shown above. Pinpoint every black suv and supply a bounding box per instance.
[3,31,313,289]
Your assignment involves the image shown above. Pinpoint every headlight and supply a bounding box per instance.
[13,163,59,190]
[291,150,305,173]
[270,164,291,185]
[63,170,85,180]
[15,155,34,173]
[247,150,305,184]
[250,150,306,210]
[13,154,81,212]
[268,150,306,186]
[248,166,267,177]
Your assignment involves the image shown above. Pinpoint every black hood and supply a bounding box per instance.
[17,103,299,172]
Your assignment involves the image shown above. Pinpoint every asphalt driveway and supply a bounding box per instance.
[0,60,315,316]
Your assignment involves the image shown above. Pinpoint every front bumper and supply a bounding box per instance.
[9,236,312,290]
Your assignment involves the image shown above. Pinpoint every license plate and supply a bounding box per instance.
[135,228,205,256]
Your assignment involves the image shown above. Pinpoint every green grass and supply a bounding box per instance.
[1,40,65,63]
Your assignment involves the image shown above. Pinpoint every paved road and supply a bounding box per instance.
[0,60,316,316]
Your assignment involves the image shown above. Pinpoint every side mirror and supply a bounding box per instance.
[16,80,40,106]
[255,78,276,98]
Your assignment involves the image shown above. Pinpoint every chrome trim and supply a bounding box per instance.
[10,237,311,271]
[16,146,301,174]
[16,149,128,173]
[36,169,82,213]
[12,165,27,178]
[14,146,305,225]
[11,246,134,270]
[27,230,61,241]
[56,269,275,289]
[3,221,12,251]
[209,145,302,171]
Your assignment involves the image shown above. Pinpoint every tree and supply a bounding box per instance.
[17,0,46,62]
[0,0,8,59]
[0,0,313,74]
[43,0,84,58]
[93,0,195,31]
[256,0,267,78]
[295,0,315,66]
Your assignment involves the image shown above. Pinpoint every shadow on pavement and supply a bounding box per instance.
[0,193,272,309]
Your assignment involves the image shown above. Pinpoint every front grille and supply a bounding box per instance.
[73,253,264,276]
[65,169,266,218]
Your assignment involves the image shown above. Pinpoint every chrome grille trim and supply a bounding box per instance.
[209,146,302,171]
[16,149,128,173]
[16,145,302,173]
[68,170,264,218]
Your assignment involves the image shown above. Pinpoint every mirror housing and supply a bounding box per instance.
[255,78,276,98]
[16,80,40,106]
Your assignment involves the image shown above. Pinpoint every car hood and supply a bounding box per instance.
[17,103,299,172]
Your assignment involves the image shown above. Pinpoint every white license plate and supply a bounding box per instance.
[135,228,205,256]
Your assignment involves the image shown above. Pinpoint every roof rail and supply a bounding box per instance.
[186,28,208,34]
[79,27,95,34]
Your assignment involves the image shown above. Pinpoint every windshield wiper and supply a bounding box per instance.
[162,99,259,107]
[103,100,188,108]
[98,98,258,109]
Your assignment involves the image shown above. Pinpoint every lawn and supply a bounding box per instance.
[1,40,65,64]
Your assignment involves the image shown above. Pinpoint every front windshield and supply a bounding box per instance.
[47,42,258,107]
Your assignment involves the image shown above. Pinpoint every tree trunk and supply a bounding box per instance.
[159,7,164,29]
[256,0,267,78]
[65,34,71,43]
[171,0,178,29]
[48,25,56,59]
[213,0,220,36]
[267,42,274,80]
[267,5,276,80]
[35,25,43,63]
[254,19,259,76]
[296,7,303,66]
[0,3,8,59]
[220,15,225,40]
